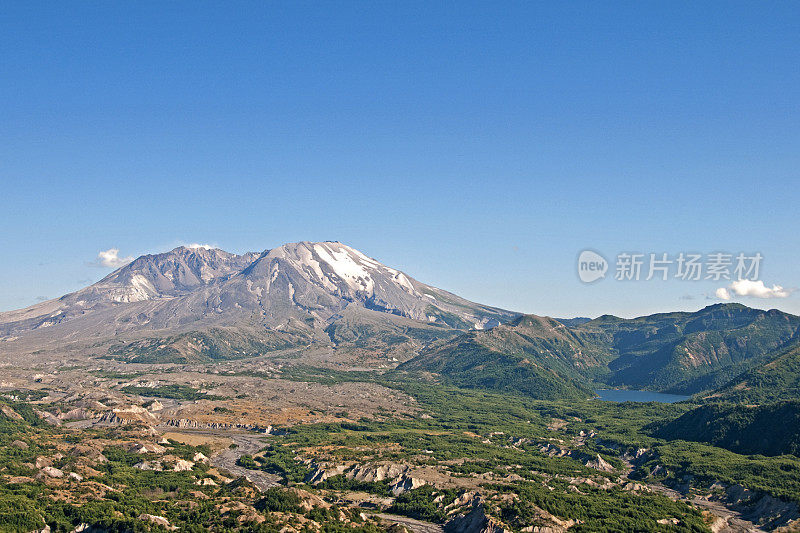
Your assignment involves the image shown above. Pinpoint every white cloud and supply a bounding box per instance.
[94,248,134,268]
[715,279,795,300]
[185,243,215,250]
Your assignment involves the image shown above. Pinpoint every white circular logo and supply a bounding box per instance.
[577,250,608,283]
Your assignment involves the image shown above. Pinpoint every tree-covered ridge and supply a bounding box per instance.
[586,304,800,393]
[399,333,594,400]
[705,342,800,404]
[651,401,800,456]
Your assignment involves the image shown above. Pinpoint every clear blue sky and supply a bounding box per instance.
[1,2,798,318]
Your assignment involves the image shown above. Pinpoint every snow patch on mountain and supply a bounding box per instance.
[313,243,377,294]
[110,274,158,303]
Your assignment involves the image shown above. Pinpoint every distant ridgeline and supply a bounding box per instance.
[401,303,800,401]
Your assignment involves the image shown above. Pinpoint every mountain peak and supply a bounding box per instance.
[0,241,518,343]
[237,241,428,320]
[70,245,259,305]
[700,302,749,312]
[181,243,217,250]
[508,314,562,329]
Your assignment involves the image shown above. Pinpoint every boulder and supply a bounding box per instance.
[0,404,23,421]
[38,466,64,479]
[584,454,614,472]
[389,475,426,495]
[134,461,163,471]
[173,459,195,472]
[138,514,174,529]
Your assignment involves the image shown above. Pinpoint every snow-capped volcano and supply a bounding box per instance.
[0,242,518,357]
[228,242,501,326]
[161,241,515,331]
[248,241,419,298]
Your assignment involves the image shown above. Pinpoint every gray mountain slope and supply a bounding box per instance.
[0,246,259,336]
[0,241,518,359]
[160,241,516,330]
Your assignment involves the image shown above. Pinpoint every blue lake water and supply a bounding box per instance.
[594,389,690,403]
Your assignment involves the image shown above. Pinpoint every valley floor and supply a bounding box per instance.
[1,358,799,532]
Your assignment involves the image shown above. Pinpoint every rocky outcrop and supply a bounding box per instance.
[538,443,571,457]
[138,514,175,530]
[305,462,349,484]
[306,461,427,495]
[135,455,195,472]
[172,459,195,472]
[538,443,616,472]
[126,442,166,454]
[445,497,509,533]
[162,418,265,431]
[720,484,800,530]
[98,406,159,426]
[37,466,64,479]
[68,443,107,464]
[583,454,614,472]
[596,440,652,465]
[390,475,427,496]
[134,461,163,471]
[348,463,408,483]
[0,404,23,421]
[58,408,96,421]
[34,409,62,426]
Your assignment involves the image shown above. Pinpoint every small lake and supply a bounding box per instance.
[593,389,690,403]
